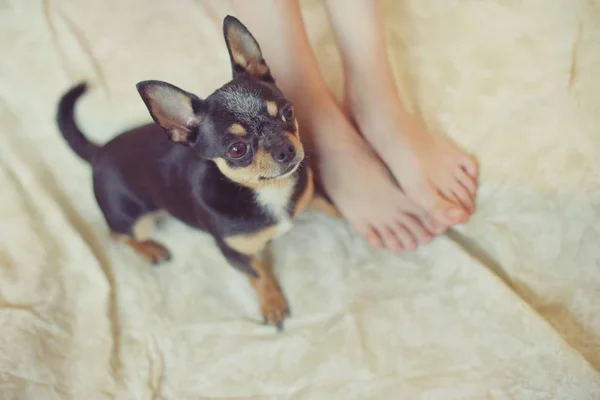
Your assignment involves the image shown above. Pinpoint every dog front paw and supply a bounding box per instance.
[259,286,290,331]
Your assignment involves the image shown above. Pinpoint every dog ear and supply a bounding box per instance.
[223,15,275,83]
[136,80,204,145]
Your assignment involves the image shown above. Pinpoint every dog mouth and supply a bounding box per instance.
[260,161,301,180]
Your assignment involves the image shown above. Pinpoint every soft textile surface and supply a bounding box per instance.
[1,0,600,398]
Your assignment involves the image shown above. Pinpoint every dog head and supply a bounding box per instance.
[136,15,304,188]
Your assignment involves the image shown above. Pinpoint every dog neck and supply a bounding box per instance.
[254,174,297,217]
[253,174,297,239]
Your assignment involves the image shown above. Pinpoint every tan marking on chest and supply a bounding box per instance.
[292,167,314,217]
[224,225,279,255]
[255,177,296,237]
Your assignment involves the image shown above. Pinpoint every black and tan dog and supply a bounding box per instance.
[56,15,339,330]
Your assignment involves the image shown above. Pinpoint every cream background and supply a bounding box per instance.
[1,0,600,398]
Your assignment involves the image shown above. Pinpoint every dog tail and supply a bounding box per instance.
[56,82,100,163]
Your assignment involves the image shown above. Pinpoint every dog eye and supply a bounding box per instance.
[226,142,248,159]
[281,104,294,122]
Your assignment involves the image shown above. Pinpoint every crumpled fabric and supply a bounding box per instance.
[1,0,599,398]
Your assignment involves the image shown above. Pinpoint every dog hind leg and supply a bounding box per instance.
[93,173,171,265]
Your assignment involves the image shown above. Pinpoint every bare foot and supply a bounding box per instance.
[319,0,479,230]
[227,0,440,250]
[303,93,436,252]
[345,71,478,229]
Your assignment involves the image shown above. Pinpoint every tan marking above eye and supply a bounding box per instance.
[266,101,278,117]
[228,123,247,136]
[224,225,279,255]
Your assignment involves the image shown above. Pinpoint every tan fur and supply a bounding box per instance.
[232,52,247,68]
[307,195,343,219]
[245,61,269,79]
[118,235,170,264]
[224,225,279,255]
[146,86,198,143]
[226,25,270,80]
[228,123,247,136]
[131,210,168,240]
[248,256,289,327]
[213,148,293,189]
[231,52,269,78]
[286,132,304,159]
[293,167,315,217]
[266,101,278,117]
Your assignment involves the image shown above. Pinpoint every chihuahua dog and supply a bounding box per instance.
[56,15,339,330]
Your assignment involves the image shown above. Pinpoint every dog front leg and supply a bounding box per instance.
[218,241,290,331]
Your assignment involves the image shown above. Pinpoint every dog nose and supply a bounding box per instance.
[271,144,296,164]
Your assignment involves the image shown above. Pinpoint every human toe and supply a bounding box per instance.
[356,223,384,250]
[396,214,433,246]
[379,227,404,253]
[447,183,474,214]
[460,154,478,178]
[455,169,478,199]
[434,201,469,227]
[412,184,467,227]
[384,223,414,251]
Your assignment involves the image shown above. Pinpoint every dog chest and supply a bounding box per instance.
[254,179,296,238]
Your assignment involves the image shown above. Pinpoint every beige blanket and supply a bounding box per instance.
[1,0,600,398]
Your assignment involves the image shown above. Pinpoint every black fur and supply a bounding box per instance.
[57,82,100,162]
[55,15,310,287]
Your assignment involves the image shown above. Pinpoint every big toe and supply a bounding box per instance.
[443,183,474,215]
[436,205,469,227]
[424,192,470,228]
[410,185,467,228]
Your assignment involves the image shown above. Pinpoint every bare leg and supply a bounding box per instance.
[228,0,436,252]
[324,0,479,227]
